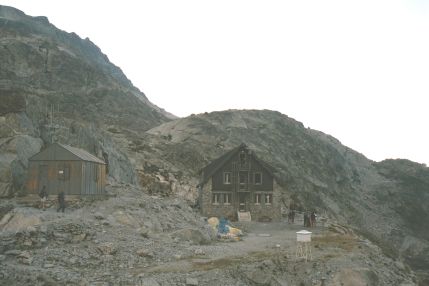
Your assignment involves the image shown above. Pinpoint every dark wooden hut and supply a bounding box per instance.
[198,143,282,221]
[26,143,106,196]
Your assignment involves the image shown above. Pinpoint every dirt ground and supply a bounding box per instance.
[143,221,325,274]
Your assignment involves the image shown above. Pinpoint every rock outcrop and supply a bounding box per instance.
[0,5,173,196]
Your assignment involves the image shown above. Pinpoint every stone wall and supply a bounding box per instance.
[247,181,282,221]
[200,178,282,221]
[203,203,237,221]
[201,179,235,220]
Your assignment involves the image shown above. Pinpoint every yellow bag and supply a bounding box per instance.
[207,217,219,230]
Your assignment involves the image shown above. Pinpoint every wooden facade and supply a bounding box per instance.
[199,144,282,221]
[26,143,106,196]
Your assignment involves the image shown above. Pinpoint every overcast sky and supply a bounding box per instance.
[2,1,429,165]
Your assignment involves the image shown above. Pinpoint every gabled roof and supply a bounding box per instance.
[199,143,276,185]
[58,144,106,164]
[29,143,106,164]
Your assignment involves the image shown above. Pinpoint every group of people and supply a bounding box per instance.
[287,209,317,227]
[38,185,66,213]
[304,211,317,227]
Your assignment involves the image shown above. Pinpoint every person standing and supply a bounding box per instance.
[310,211,316,227]
[303,212,309,227]
[288,210,295,224]
[39,185,48,210]
[290,210,295,224]
[57,191,65,213]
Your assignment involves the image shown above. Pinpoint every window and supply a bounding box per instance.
[223,172,231,184]
[58,169,64,180]
[239,174,246,184]
[255,194,261,205]
[265,194,273,205]
[212,193,220,205]
[224,193,231,205]
[239,173,247,190]
[254,172,262,185]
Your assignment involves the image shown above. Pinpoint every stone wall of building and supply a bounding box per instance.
[201,177,283,222]
[245,181,282,221]
[201,178,237,220]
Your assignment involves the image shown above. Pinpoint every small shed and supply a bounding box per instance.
[26,143,106,196]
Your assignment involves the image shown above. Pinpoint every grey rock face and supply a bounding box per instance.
[0,5,173,194]
[0,91,26,116]
[0,112,43,197]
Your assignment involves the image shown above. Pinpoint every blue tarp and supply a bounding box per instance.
[218,217,230,234]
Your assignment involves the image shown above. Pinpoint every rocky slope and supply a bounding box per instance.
[140,110,429,285]
[0,184,418,286]
[0,5,172,197]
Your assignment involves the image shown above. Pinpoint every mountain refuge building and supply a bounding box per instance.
[26,143,106,196]
[198,144,282,221]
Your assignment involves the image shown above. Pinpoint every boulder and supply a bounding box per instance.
[0,133,42,197]
[332,268,379,286]
[111,210,139,227]
[238,260,279,285]
[138,227,151,238]
[0,181,13,197]
[136,248,154,258]
[329,223,353,235]
[171,228,210,245]
[0,90,26,116]
[148,180,171,196]
[186,278,199,285]
[194,248,205,255]
[138,278,160,286]
[0,210,14,228]
[5,249,22,256]
[36,274,57,286]
[244,268,273,285]
[94,212,105,220]
[143,217,163,233]
[17,250,32,265]
[0,154,15,197]
[97,242,116,255]
[0,211,41,232]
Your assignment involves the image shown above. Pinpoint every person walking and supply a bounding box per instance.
[57,191,65,213]
[39,185,48,210]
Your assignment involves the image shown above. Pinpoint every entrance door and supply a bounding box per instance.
[238,192,248,212]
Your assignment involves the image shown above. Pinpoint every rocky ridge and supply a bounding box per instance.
[0,5,172,197]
